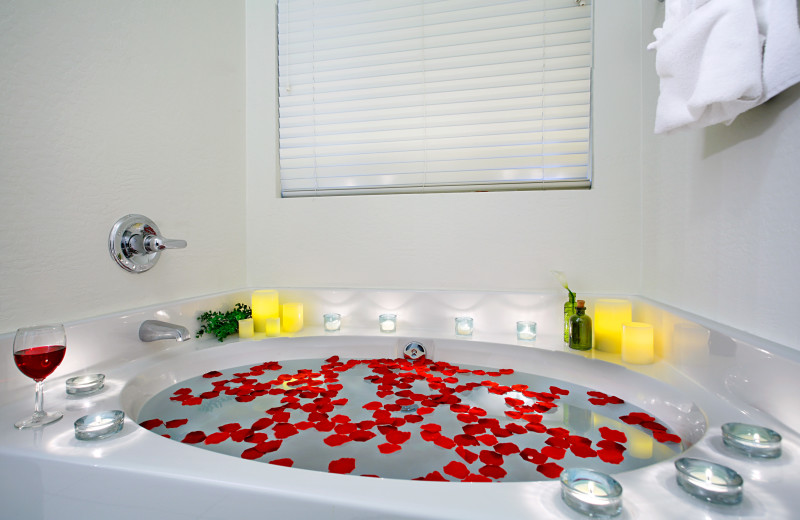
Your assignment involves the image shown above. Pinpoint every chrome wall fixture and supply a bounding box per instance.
[108,214,187,273]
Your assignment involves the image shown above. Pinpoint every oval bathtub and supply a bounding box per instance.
[96,334,713,519]
[127,340,699,483]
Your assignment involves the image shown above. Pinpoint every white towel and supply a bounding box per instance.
[648,0,764,134]
[754,0,800,102]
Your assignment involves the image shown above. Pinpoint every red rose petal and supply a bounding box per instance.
[420,423,442,433]
[597,448,625,464]
[541,446,566,460]
[269,458,294,467]
[204,431,231,444]
[139,419,163,430]
[273,423,299,439]
[363,401,383,410]
[181,431,206,444]
[520,448,547,465]
[165,419,188,429]
[386,430,412,445]
[546,436,570,449]
[479,450,504,466]
[443,461,470,479]
[570,443,597,458]
[241,447,264,460]
[479,465,507,479]
[329,457,356,474]
[434,436,457,450]
[653,431,682,444]
[599,427,627,443]
[456,445,479,464]
[324,434,352,447]
[350,430,377,442]
[378,443,403,454]
[476,434,498,446]
[219,422,242,433]
[536,462,564,479]
[494,442,520,455]
[256,440,283,453]
[420,471,448,481]
[203,370,223,378]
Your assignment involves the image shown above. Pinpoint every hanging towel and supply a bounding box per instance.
[754,0,800,102]
[648,0,764,134]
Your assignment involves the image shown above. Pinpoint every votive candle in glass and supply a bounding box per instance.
[594,299,632,353]
[621,322,654,364]
[281,303,303,332]
[323,313,341,332]
[722,422,782,458]
[238,318,254,338]
[560,468,623,518]
[674,458,743,505]
[251,290,279,333]
[516,321,537,341]
[379,314,397,333]
[265,317,281,337]
[455,317,473,336]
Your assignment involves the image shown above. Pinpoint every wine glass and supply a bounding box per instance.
[13,324,67,429]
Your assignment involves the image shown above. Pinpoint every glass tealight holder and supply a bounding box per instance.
[560,468,623,518]
[722,422,782,458]
[379,314,397,333]
[323,313,342,332]
[455,317,473,336]
[66,373,105,396]
[516,321,537,341]
[74,410,125,441]
[674,457,743,505]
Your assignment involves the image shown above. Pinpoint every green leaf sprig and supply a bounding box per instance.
[196,303,252,342]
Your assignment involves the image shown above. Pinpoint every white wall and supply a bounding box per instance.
[639,3,800,350]
[0,1,247,334]
[246,0,644,298]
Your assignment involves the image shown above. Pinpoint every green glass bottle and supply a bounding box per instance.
[569,300,592,351]
[563,292,576,342]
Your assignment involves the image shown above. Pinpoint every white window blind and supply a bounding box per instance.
[277,0,593,197]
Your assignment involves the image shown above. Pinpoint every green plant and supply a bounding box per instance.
[196,303,252,342]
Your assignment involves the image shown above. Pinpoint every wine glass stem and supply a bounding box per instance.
[34,380,45,417]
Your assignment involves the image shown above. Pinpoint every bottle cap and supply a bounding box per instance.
[576,300,586,308]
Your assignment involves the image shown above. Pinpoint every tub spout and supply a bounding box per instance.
[139,320,191,342]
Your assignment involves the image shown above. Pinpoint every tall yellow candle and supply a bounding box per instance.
[265,317,281,337]
[621,322,654,364]
[252,290,279,333]
[281,303,304,333]
[593,299,632,353]
[238,318,254,338]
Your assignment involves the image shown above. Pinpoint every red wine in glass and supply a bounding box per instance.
[13,324,66,429]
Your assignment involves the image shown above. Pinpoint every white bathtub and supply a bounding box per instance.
[0,290,798,519]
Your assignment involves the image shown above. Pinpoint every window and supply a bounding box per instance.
[277,0,592,197]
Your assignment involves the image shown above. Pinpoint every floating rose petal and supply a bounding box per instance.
[328,458,356,474]
[454,434,479,447]
[479,465,507,479]
[653,431,682,444]
[350,430,377,442]
[541,446,566,460]
[546,427,569,437]
[476,434,498,446]
[269,458,294,467]
[204,431,231,445]
[181,397,203,406]
[245,432,268,444]
[203,370,223,378]
[597,448,625,464]
[597,440,626,452]
[165,418,188,429]
[324,434,351,447]
[256,440,283,453]
[456,413,478,423]
[363,401,382,411]
[546,436,570,449]
[181,431,207,444]
[494,442,520,455]
[273,423,299,439]
[378,443,403,454]
[241,447,264,460]
[599,426,627,443]
[525,422,547,433]
[479,450,504,466]
[434,436,457,450]
[335,423,358,435]
[231,428,253,442]
[420,471,448,482]
[219,422,242,433]
[443,461,470,480]
[314,420,335,432]
[417,407,435,415]
[139,419,163,430]
[456,446,479,464]
[570,443,597,458]
[386,430,412,445]
[640,421,667,432]
[520,448,547,465]
[536,462,564,479]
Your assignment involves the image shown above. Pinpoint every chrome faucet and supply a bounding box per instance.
[139,320,191,342]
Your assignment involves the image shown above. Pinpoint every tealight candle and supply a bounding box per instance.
[379,314,397,333]
[560,468,623,518]
[621,322,654,364]
[74,410,125,441]
[281,303,304,333]
[252,290,279,333]
[675,458,743,505]
[66,373,106,396]
[455,317,473,336]
[594,299,632,353]
[323,313,341,332]
[516,321,537,341]
[265,317,281,337]
[722,422,782,458]
[238,318,254,338]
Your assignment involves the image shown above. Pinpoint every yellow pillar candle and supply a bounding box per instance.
[265,317,281,337]
[593,299,632,353]
[238,318,254,338]
[281,303,304,333]
[621,322,655,364]
[252,290,279,333]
